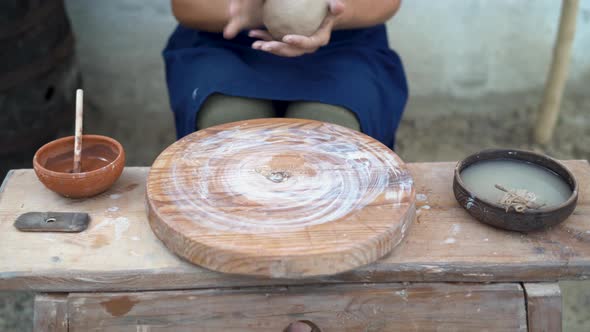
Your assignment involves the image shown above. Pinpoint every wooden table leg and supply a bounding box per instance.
[33,293,68,332]
[524,283,562,332]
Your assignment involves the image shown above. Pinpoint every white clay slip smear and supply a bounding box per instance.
[157,120,414,233]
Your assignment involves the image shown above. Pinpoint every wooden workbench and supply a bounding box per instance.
[1,161,589,331]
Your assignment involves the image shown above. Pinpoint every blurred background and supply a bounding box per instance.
[1,0,589,330]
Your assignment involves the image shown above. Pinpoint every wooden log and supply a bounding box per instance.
[524,283,562,332]
[534,0,580,144]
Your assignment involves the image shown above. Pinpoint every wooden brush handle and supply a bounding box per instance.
[73,89,83,173]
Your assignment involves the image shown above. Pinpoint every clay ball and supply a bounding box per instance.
[263,0,329,41]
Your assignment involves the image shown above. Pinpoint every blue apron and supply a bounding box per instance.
[163,24,408,149]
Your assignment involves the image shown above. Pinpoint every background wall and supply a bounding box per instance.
[63,0,177,165]
[388,0,590,98]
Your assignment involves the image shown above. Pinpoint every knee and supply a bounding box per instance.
[285,102,361,131]
[197,94,275,129]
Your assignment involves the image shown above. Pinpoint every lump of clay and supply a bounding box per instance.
[263,0,329,41]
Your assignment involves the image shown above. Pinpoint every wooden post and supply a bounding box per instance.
[524,283,562,332]
[534,0,579,145]
[33,294,69,332]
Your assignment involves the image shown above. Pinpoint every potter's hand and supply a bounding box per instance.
[224,0,265,40]
[249,0,345,57]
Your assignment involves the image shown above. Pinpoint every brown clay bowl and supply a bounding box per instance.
[453,149,578,233]
[33,135,125,198]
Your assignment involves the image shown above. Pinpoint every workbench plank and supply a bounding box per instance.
[66,283,527,332]
[524,283,563,332]
[0,162,589,292]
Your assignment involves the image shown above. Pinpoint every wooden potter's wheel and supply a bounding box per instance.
[147,119,415,278]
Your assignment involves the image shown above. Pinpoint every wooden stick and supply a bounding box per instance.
[534,0,579,145]
[73,89,84,173]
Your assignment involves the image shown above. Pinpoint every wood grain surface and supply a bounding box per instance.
[66,283,526,332]
[0,161,589,292]
[147,119,416,278]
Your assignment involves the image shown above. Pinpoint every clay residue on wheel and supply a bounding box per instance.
[164,121,413,233]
